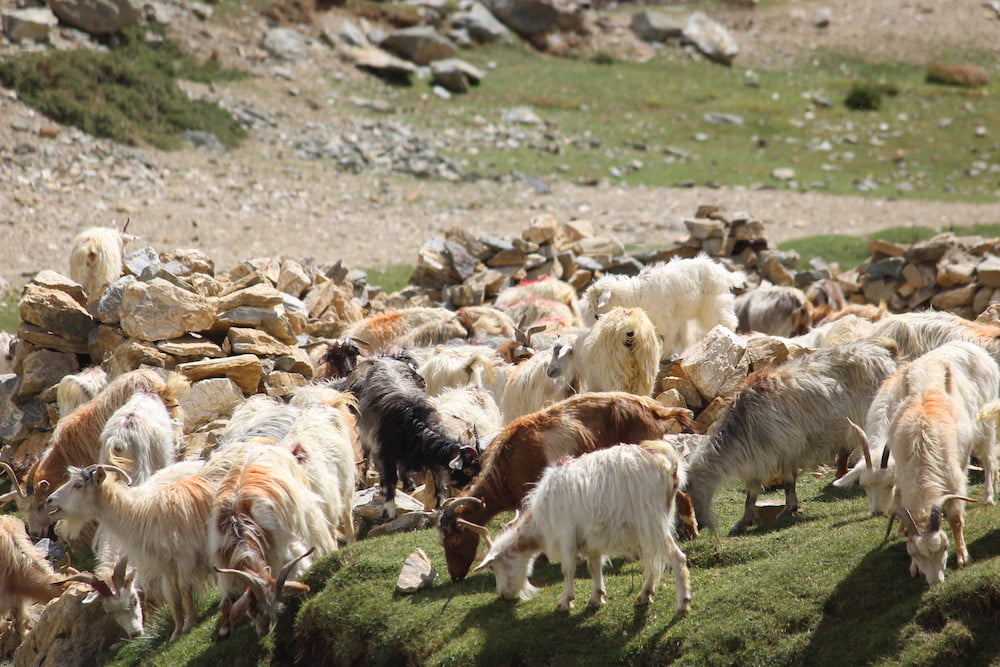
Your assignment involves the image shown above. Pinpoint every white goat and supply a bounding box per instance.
[735,283,814,337]
[498,339,575,424]
[69,226,133,302]
[869,311,1000,363]
[546,307,661,397]
[56,366,109,417]
[46,460,215,641]
[584,255,743,358]
[416,345,500,396]
[0,332,16,375]
[55,556,144,638]
[495,276,583,327]
[474,442,691,615]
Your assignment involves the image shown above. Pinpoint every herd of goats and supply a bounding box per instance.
[3,231,1000,649]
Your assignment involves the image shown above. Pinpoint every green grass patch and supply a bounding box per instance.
[364,264,416,294]
[0,27,246,149]
[0,290,19,334]
[104,472,1000,665]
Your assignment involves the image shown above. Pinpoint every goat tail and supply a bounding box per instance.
[653,406,701,435]
[977,399,1000,429]
[161,372,191,406]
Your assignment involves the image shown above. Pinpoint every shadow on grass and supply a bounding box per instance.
[803,538,925,663]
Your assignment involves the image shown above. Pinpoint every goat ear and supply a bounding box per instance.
[280,580,310,595]
[448,455,463,471]
[37,479,50,492]
[82,590,101,605]
[473,554,496,572]
[230,588,253,625]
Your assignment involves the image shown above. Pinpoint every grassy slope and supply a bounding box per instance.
[103,473,1000,666]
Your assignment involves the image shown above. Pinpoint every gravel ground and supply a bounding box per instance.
[2,0,999,291]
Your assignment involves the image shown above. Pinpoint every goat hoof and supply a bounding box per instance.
[728,524,748,537]
[587,593,606,608]
[636,592,653,606]
[557,598,574,612]
[776,505,799,520]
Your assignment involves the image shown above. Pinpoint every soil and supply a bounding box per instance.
[2,0,1000,291]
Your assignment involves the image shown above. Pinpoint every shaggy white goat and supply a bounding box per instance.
[55,366,109,418]
[584,255,743,358]
[474,442,691,615]
[69,226,134,303]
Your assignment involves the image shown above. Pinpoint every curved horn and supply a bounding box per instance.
[926,505,942,535]
[456,519,492,548]
[215,567,269,603]
[846,419,872,469]
[440,496,486,525]
[0,462,26,498]
[275,548,315,596]
[24,458,40,495]
[346,336,371,348]
[880,444,891,470]
[54,572,114,598]
[937,494,978,505]
[895,507,919,537]
[94,464,132,486]
[883,512,895,541]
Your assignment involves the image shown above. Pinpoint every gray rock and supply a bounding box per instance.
[812,7,832,28]
[119,278,216,341]
[381,26,457,66]
[450,2,513,44]
[482,0,558,39]
[503,105,543,125]
[262,27,310,61]
[2,7,58,42]
[13,585,124,667]
[179,377,245,432]
[680,325,749,399]
[430,58,485,93]
[180,130,225,154]
[340,44,418,79]
[703,112,744,126]
[630,9,683,43]
[367,511,437,538]
[683,11,738,65]
[396,547,436,594]
[47,0,139,35]
[123,247,162,277]
[17,349,78,398]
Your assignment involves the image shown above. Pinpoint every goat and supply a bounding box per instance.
[805,278,847,325]
[10,368,189,538]
[498,296,578,333]
[869,311,1000,363]
[437,391,697,581]
[735,284,814,337]
[584,254,743,358]
[474,442,691,615]
[546,307,661,397]
[416,345,500,396]
[342,307,459,354]
[289,383,364,468]
[0,514,71,638]
[495,276,583,327]
[55,366,109,417]
[210,445,333,638]
[54,556,144,637]
[99,391,178,481]
[314,338,367,381]
[340,355,481,519]
[835,340,999,511]
[884,386,978,585]
[69,225,133,303]
[431,385,502,444]
[498,340,575,424]
[394,315,470,349]
[46,460,216,641]
[0,332,16,375]
[686,338,899,536]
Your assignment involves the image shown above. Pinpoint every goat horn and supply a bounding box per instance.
[456,519,492,548]
[346,336,371,348]
[215,567,269,603]
[883,512,895,541]
[927,505,942,535]
[93,464,132,486]
[275,548,315,596]
[895,507,919,537]
[440,496,485,524]
[846,419,872,469]
[112,555,129,591]
[937,494,977,505]
[880,444,891,470]
[24,458,40,495]
[0,462,26,498]
[54,572,114,598]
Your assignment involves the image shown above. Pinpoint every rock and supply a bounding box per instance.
[904,235,952,264]
[120,279,216,341]
[482,0,558,40]
[381,26,457,66]
[695,396,730,431]
[771,168,796,181]
[155,335,225,359]
[227,327,293,357]
[19,283,94,342]
[936,263,974,288]
[977,255,1000,288]
[216,283,285,312]
[930,284,976,310]
[179,130,225,154]
[175,355,263,395]
[868,238,906,257]
[865,257,906,281]
[745,335,793,371]
[179,377,245,432]
[340,44,418,79]
[107,339,172,377]
[277,260,311,298]
[367,511,437,538]
[17,349,79,399]
[683,11,738,65]
[680,325,749,400]
[12,584,124,667]
[812,7,832,28]
[430,58,485,93]
[502,106,544,125]
[654,388,686,409]
[17,323,89,356]
[263,371,308,398]
[684,218,725,240]
[450,2,513,44]
[263,27,311,61]
[94,275,135,325]
[304,280,364,322]
[396,548,437,594]
[353,486,424,521]
[2,7,58,42]
[47,0,139,35]
[630,9,683,43]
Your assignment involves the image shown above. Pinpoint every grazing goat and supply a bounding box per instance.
[314,338,366,381]
[55,366,109,417]
[210,445,333,638]
[546,307,661,397]
[46,460,216,641]
[885,386,977,585]
[805,278,847,323]
[341,355,481,518]
[474,442,691,614]
[431,385,502,444]
[735,284,814,337]
[836,340,999,512]
[99,391,178,481]
[342,307,458,354]
[438,391,697,581]
[584,255,743,358]
[417,345,499,396]
[869,311,1000,362]
[69,226,133,302]
[455,306,518,344]
[0,514,71,638]
[495,276,583,327]
[498,341,575,424]
[498,296,578,333]
[55,556,144,637]
[687,338,898,535]
[11,368,188,538]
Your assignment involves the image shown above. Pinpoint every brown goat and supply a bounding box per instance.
[437,391,697,581]
[0,515,71,637]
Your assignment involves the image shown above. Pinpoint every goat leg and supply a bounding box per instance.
[776,479,800,519]
[729,488,759,536]
[587,554,606,608]
[948,510,970,568]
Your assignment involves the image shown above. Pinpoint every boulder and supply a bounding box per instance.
[396,548,437,594]
[430,58,485,93]
[381,26,457,66]
[263,27,311,61]
[630,9,683,43]
[450,2,513,44]
[277,260,312,298]
[12,585,124,667]
[226,327,294,357]
[19,281,94,342]
[680,325,749,400]
[2,7,58,42]
[683,11,738,65]
[482,0,559,40]
[179,377,245,433]
[120,278,216,341]
[47,0,139,35]
[16,349,79,399]
[175,355,263,395]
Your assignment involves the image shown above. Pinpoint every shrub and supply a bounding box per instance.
[926,62,991,88]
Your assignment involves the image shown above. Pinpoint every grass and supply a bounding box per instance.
[341,42,1000,202]
[0,27,246,150]
[0,290,19,334]
[363,264,416,294]
[100,472,1000,665]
